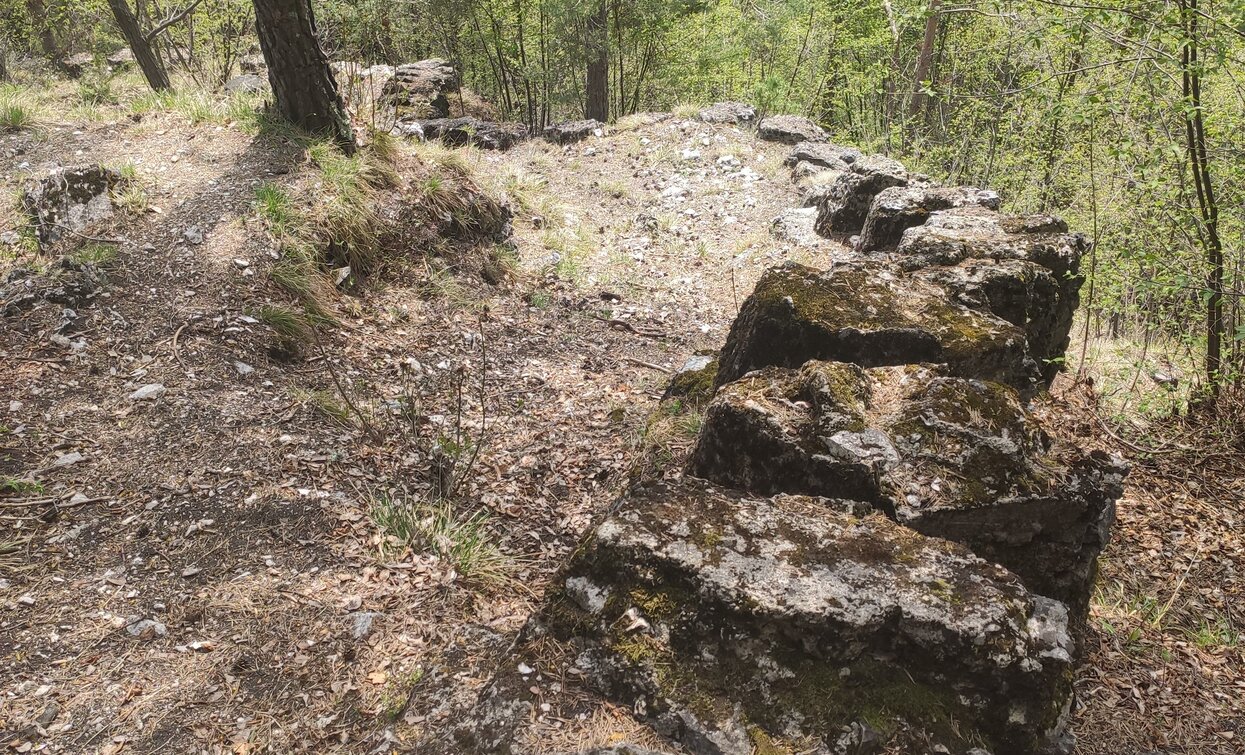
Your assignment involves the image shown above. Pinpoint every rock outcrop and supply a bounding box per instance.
[857,185,1000,252]
[814,155,912,235]
[417,117,529,150]
[712,261,1039,392]
[21,165,123,248]
[544,119,604,144]
[455,125,1124,755]
[541,479,1077,755]
[382,58,459,119]
[696,102,756,124]
[757,114,827,144]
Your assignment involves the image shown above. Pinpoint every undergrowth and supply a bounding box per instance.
[369,492,514,587]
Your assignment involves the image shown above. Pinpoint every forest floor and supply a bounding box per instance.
[1,75,1241,755]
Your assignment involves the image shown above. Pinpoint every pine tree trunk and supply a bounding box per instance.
[252,0,354,153]
[584,0,609,122]
[108,0,172,92]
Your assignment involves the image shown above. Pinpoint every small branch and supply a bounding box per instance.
[619,357,671,374]
[144,0,206,42]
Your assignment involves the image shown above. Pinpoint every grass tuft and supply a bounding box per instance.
[255,303,316,344]
[369,492,514,587]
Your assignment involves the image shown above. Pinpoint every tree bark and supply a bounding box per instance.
[584,0,608,122]
[108,0,173,92]
[1179,0,1224,392]
[910,0,941,116]
[252,0,354,153]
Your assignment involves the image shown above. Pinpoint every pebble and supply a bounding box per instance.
[234,361,254,376]
[129,383,166,401]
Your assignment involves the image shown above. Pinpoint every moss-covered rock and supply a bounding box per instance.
[858,186,1000,252]
[813,155,910,235]
[714,262,1039,393]
[884,377,1126,622]
[662,354,719,406]
[688,361,887,506]
[541,478,1076,755]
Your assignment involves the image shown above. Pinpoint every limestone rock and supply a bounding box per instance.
[897,207,1084,280]
[916,258,1076,384]
[661,354,718,405]
[883,376,1126,620]
[21,165,122,248]
[544,119,604,144]
[814,155,911,236]
[784,141,861,172]
[543,477,1077,755]
[857,186,1000,252]
[697,102,756,124]
[713,262,1039,392]
[689,361,885,504]
[61,53,94,78]
[239,53,266,74]
[382,58,459,118]
[418,117,529,150]
[757,114,827,144]
[690,362,1124,623]
[769,207,828,248]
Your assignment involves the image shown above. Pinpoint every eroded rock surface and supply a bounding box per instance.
[382,58,459,118]
[690,362,1123,620]
[713,261,1038,391]
[21,165,122,248]
[544,119,604,144]
[697,102,756,124]
[418,117,529,150]
[858,185,1000,252]
[540,478,1076,755]
[815,155,912,236]
[757,114,827,144]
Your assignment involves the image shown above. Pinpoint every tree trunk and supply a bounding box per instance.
[108,0,173,92]
[910,0,941,116]
[584,0,608,122]
[1179,0,1224,392]
[252,0,354,153]
[25,0,59,61]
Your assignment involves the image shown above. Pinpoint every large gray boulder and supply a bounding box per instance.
[784,140,861,171]
[541,478,1077,755]
[21,165,122,248]
[690,362,1125,621]
[814,155,911,236]
[713,261,1039,392]
[418,117,529,150]
[543,119,604,145]
[382,58,459,118]
[857,185,1000,252]
[757,114,827,144]
[697,101,756,124]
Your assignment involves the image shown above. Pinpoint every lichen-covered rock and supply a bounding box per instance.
[224,74,266,94]
[916,259,1075,384]
[382,58,459,118]
[662,354,719,405]
[857,186,1000,252]
[757,114,827,144]
[897,207,1084,280]
[769,207,829,248]
[883,377,1126,621]
[714,262,1039,392]
[689,362,886,505]
[542,478,1077,755]
[544,119,604,144]
[814,156,911,236]
[783,141,861,172]
[418,117,529,150]
[697,102,756,124]
[690,361,1124,624]
[21,165,122,248]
